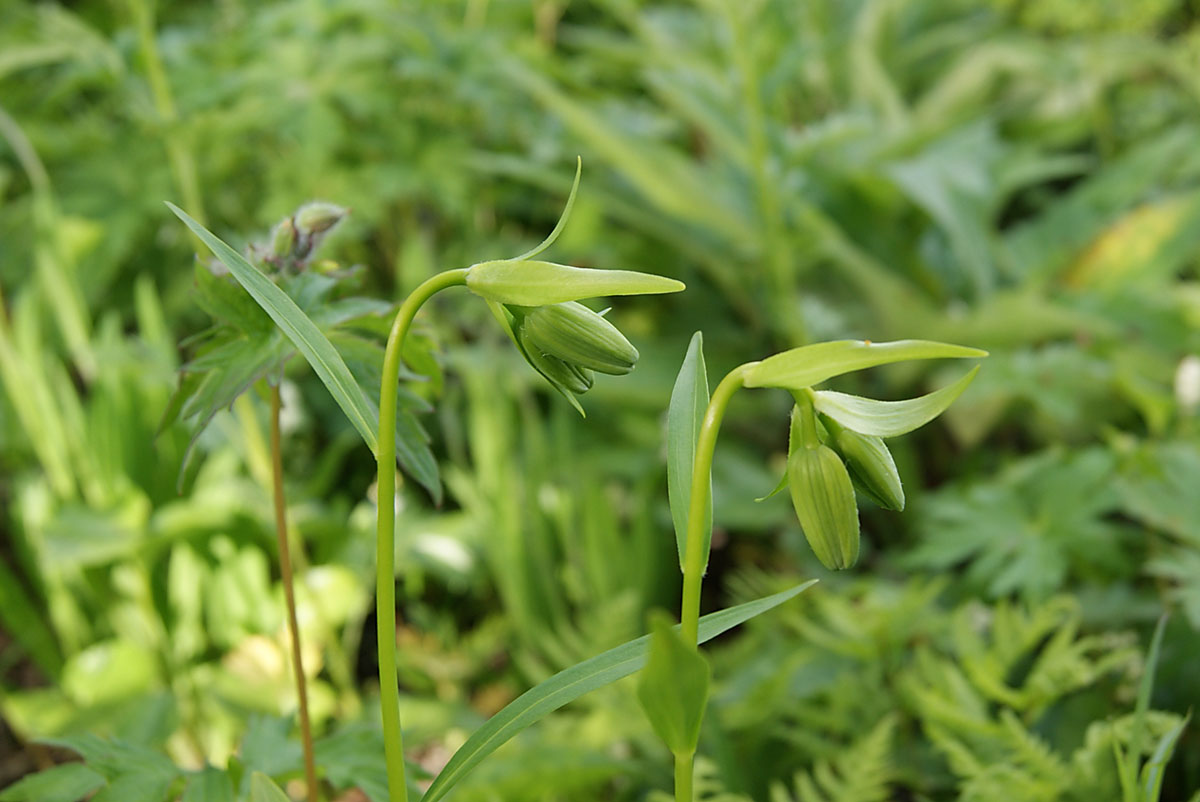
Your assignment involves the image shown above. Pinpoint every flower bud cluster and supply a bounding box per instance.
[255,201,349,273]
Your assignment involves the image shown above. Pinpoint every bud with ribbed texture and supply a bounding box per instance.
[518,323,595,394]
[823,417,905,511]
[521,301,638,375]
[787,403,860,570]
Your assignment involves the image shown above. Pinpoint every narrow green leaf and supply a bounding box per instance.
[512,157,582,262]
[249,772,291,802]
[1129,614,1169,787]
[166,203,379,455]
[1142,714,1190,801]
[811,366,980,437]
[0,556,62,677]
[637,613,711,755]
[0,764,105,802]
[667,332,710,570]
[744,340,987,391]
[420,580,817,802]
[466,260,685,306]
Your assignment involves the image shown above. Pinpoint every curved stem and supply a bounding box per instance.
[679,364,753,646]
[376,268,470,802]
[270,385,318,802]
[676,363,753,802]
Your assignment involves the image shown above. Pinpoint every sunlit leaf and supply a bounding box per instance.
[811,366,980,437]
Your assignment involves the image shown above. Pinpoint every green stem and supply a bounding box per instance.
[270,385,319,802]
[376,268,470,802]
[677,363,754,802]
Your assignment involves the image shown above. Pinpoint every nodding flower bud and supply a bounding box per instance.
[823,418,905,512]
[518,324,595,395]
[521,301,639,375]
[787,406,860,570]
[294,202,349,237]
[270,217,298,260]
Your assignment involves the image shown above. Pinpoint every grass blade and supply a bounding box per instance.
[166,203,379,455]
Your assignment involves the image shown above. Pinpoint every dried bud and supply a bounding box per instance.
[824,418,905,511]
[787,406,860,570]
[294,202,348,237]
[521,301,638,375]
[270,217,297,260]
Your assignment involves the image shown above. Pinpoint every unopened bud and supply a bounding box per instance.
[824,419,905,511]
[518,325,594,395]
[270,217,297,260]
[788,408,860,570]
[294,202,348,236]
[521,301,638,375]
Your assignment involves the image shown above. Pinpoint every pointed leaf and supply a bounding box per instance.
[812,366,980,437]
[512,157,582,261]
[167,203,379,455]
[466,260,684,306]
[1141,714,1189,800]
[744,340,987,391]
[637,613,710,755]
[420,581,817,802]
[667,332,710,570]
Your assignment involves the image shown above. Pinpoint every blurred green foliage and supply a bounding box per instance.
[2,0,1200,799]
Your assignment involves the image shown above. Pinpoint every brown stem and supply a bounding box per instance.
[270,384,319,802]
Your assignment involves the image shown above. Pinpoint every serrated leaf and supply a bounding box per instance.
[193,262,272,334]
[744,340,987,391]
[466,260,684,306]
[637,613,711,755]
[0,763,105,802]
[249,772,291,802]
[667,332,710,571]
[420,581,817,802]
[167,203,379,455]
[811,366,980,437]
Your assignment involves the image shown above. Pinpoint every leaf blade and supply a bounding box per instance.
[420,581,817,802]
[744,340,987,391]
[166,203,379,454]
[812,366,980,437]
[667,332,710,570]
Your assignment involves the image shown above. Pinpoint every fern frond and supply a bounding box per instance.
[771,715,897,802]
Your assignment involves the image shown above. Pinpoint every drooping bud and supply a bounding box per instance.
[787,405,860,570]
[269,217,297,260]
[294,202,349,237]
[518,324,595,395]
[823,417,905,511]
[521,301,638,375]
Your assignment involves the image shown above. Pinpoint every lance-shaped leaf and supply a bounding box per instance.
[466,260,684,306]
[420,580,817,802]
[667,332,711,570]
[637,613,710,755]
[248,773,290,802]
[811,366,981,437]
[744,339,986,391]
[167,203,379,455]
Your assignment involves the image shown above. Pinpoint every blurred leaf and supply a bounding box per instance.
[249,773,290,802]
[667,331,710,570]
[0,763,105,802]
[181,768,234,802]
[0,556,62,677]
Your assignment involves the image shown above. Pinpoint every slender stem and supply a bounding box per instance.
[674,752,694,801]
[377,268,471,802]
[271,385,319,802]
[676,363,753,802]
[679,364,753,646]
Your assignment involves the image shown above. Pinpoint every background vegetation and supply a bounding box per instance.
[2,0,1199,799]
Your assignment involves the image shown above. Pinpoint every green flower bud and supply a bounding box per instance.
[270,217,297,260]
[787,407,860,570]
[518,324,595,395]
[823,418,905,511]
[294,202,348,236]
[521,301,638,375]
